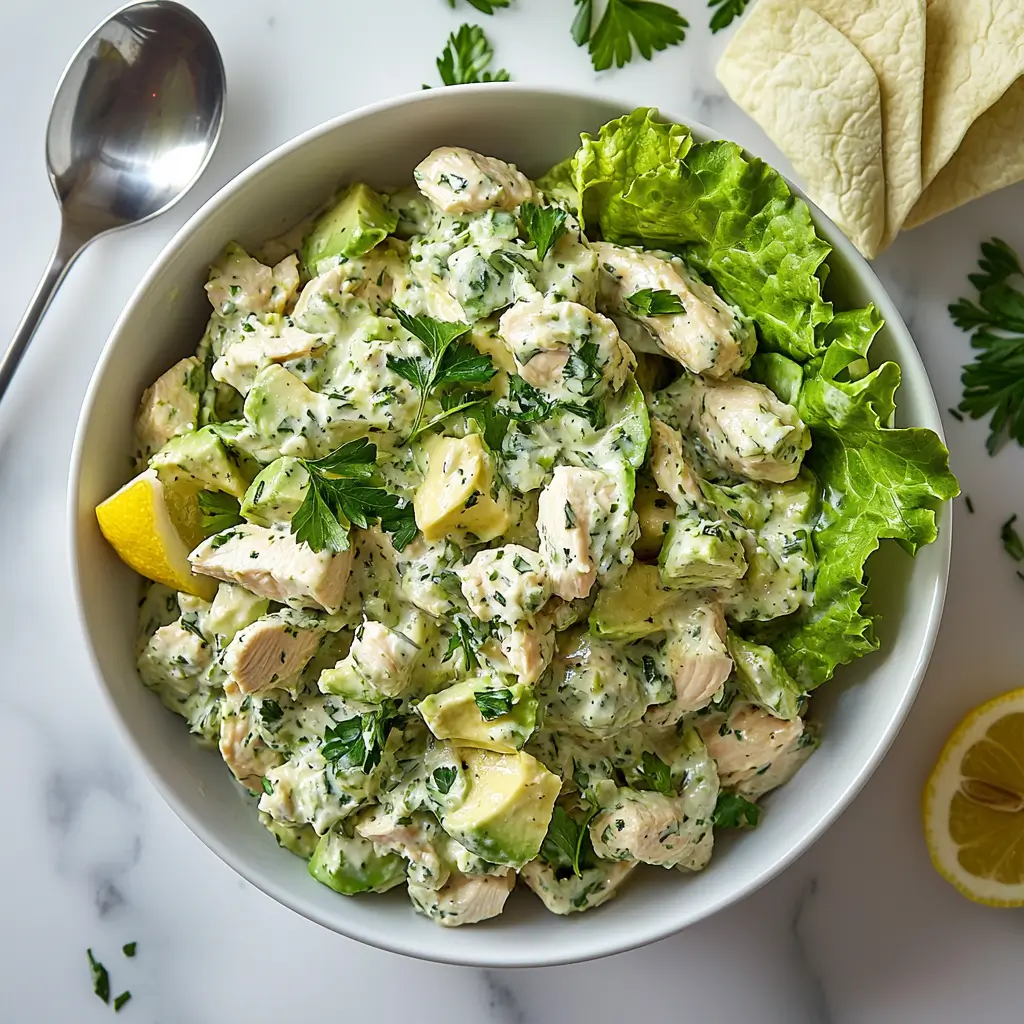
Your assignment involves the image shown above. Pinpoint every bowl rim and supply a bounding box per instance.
[67,82,951,966]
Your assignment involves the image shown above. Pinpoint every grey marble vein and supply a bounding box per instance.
[480,969,529,1024]
[791,876,833,1024]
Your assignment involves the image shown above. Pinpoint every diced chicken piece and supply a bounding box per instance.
[657,373,810,483]
[205,243,299,316]
[324,619,421,699]
[498,619,556,686]
[134,356,202,459]
[408,869,516,927]
[457,545,550,625]
[535,229,600,307]
[212,319,327,396]
[137,621,212,697]
[521,857,636,915]
[357,809,449,890]
[414,147,534,215]
[190,523,354,613]
[498,295,633,398]
[589,788,712,870]
[699,703,810,799]
[293,249,398,323]
[219,695,282,792]
[643,600,733,726]
[259,755,352,836]
[537,467,616,600]
[221,610,323,694]
[650,418,703,508]
[593,242,753,378]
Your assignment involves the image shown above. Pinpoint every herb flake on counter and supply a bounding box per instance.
[87,949,110,1004]
[121,942,136,958]
[1002,514,1024,561]
[431,23,511,87]
[965,495,975,514]
[950,238,1024,454]
[447,0,511,11]
[573,0,687,72]
[114,991,132,1013]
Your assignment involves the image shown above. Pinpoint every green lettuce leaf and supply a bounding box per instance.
[569,107,832,361]
[753,307,959,687]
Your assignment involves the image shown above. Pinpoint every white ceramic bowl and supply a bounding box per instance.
[69,85,950,967]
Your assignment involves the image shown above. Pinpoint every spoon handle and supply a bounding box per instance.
[0,220,88,401]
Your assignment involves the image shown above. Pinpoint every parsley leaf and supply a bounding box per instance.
[520,202,568,260]
[582,0,687,72]
[388,306,495,440]
[198,490,244,532]
[114,991,132,1013]
[291,440,417,553]
[951,239,1024,453]
[563,340,602,395]
[713,791,761,828]
[477,402,511,451]
[708,0,752,33]
[474,687,514,720]
[433,23,511,87]
[634,751,673,794]
[321,702,399,774]
[122,943,137,958]
[507,374,557,422]
[625,288,686,316]
[540,804,598,877]
[261,776,274,795]
[447,0,512,12]
[431,766,458,794]
[1002,514,1024,561]
[87,949,110,1003]
[572,0,593,46]
[443,617,482,671]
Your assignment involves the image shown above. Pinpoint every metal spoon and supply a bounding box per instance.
[1,0,225,399]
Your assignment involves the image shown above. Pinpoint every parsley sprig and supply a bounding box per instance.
[708,0,752,33]
[432,23,511,86]
[321,701,400,774]
[387,306,497,441]
[632,751,674,794]
[572,0,687,72]
[950,238,1024,454]
[290,439,416,554]
[541,803,598,878]
[431,765,459,794]
[625,288,686,316]
[520,202,568,260]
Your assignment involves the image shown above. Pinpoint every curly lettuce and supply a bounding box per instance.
[551,108,958,690]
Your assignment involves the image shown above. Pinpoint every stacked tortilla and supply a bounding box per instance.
[717,0,1024,258]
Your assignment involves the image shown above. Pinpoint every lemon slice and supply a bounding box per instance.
[95,468,216,599]
[924,689,1024,906]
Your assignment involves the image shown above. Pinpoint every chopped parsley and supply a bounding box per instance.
[634,751,673,794]
[474,687,514,720]
[114,992,132,1013]
[625,287,686,316]
[712,791,761,828]
[1002,514,1024,561]
[520,202,568,260]
[431,766,458,794]
[443,617,482,671]
[261,776,274,796]
[447,0,512,11]
[197,490,244,533]
[122,943,136,958]
[87,949,110,1003]
[321,701,400,774]
[540,804,598,877]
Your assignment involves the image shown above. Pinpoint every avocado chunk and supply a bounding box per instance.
[150,426,258,498]
[633,478,675,560]
[301,183,398,276]
[590,563,682,640]
[206,583,270,642]
[726,632,804,721]
[417,678,537,752]
[259,811,317,859]
[414,434,510,543]
[241,457,311,526]
[308,829,406,895]
[441,748,561,869]
[659,513,747,589]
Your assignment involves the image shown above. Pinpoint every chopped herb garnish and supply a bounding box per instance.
[947,407,964,423]
[261,776,274,795]
[198,490,244,532]
[540,804,598,877]
[713,791,761,828]
[431,23,511,87]
[512,554,531,573]
[260,699,283,723]
[114,991,131,1013]
[564,501,577,529]
[573,0,687,72]
[474,687,514,720]
[122,942,136,958]
[387,306,495,441]
[520,203,568,260]
[965,495,975,514]
[625,288,686,316]
[87,949,110,1004]
[1002,514,1024,561]
[431,766,458,794]
[950,238,1024,453]
[447,0,512,11]
[178,615,207,644]
[443,617,481,671]
[708,0,752,33]
[321,701,399,774]
[634,751,673,794]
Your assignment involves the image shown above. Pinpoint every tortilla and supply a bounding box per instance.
[906,75,1024,228]
[803,0,926,250]
[717,1,885,258]
[918,0,1024,190]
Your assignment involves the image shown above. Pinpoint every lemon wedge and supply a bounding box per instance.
[95,468,216,599]
[924,689,1024,906]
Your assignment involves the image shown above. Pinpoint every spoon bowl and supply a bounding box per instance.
[2,0,224,398]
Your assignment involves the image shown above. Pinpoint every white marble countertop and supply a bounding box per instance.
[2,1,1023,1020]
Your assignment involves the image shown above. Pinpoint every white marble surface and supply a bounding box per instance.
[1,0,1023,1020]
